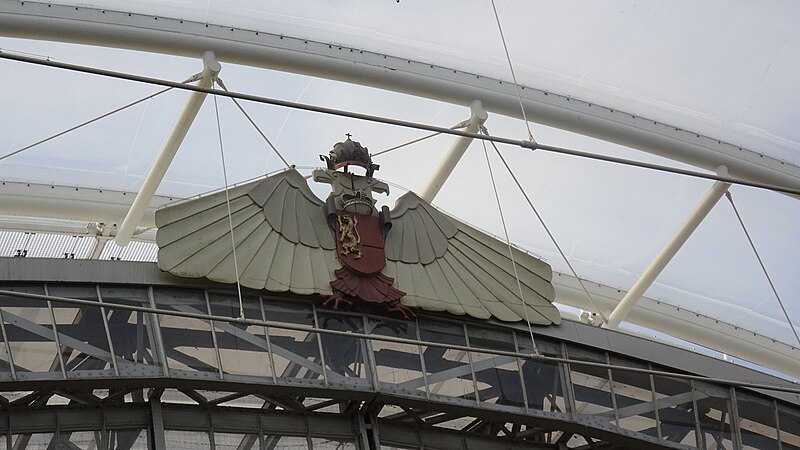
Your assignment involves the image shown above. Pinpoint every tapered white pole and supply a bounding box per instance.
[115,51,221,246]
[419,100,488,203]
[605,173,731,329]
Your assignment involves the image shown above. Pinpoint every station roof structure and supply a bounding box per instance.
[0,1,798,378]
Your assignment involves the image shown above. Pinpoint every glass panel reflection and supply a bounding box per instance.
[263,300,325,383]
[653,375,698,447]
[0,285,61,376]
[467,325,523,410]
[11,433,53,449]
[47,285,114,376]
[153,288,219,376]
[418,321,474,401]
[694,381,735,449]
[609,356,657,437]
[369,318,425,395]
[99,286,161,374]
[318,313,369,387]
[311,438,357,449]
[165,430,211,449]
[58,430,100,449]
[779,402,800,450]
[208,293,272,380]
[215,432,260,450]
[736,391,779,450]
[517,335,568,415]
[566,344,614,420]
[263,435,307,449]
[0,307,11,380]
[108,429,148,450]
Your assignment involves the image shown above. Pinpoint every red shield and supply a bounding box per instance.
[334,211,386,276]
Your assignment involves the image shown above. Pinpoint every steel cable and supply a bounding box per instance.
[481,139,539,352]
[482,129,608,322]
[213,94,245,320]
[1,51,799,196]
[215,77,291,169]
[725,191,800,348]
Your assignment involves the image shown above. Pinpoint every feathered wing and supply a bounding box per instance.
[155,169,337,295]
[155,171,559,325]
[384,192,560,325]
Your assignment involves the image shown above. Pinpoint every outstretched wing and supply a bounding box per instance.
[155,169,337,295]
[384,192,560,325]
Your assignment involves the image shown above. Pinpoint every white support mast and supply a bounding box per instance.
[115,51,221,247]
[604,172,732,329]
[420,101,488,203]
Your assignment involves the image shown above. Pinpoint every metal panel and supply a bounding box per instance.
[0,231,93,259]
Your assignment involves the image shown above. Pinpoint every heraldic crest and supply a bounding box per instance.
[154,136,561,325]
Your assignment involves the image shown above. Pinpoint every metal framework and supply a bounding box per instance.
[0,259,796,449]
[0,0,796,367]
[0,5,798,448]
[0,386,571,450]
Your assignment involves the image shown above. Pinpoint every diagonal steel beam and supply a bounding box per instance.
[398,355,516,390]
[420,101,487,202]
[170,304,344,383]
[605,178,731,329]
[2,309,115,364]
[178,389,208,406]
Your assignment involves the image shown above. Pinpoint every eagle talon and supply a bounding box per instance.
[323,293,353,310]
[388,301,416,320]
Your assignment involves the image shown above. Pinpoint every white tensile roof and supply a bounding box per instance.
[0,1,798,376]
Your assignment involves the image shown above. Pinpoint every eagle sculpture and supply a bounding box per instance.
[155,137,561,325]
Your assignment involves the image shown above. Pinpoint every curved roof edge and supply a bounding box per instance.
[0,180,178,228]
[1,1,800,195]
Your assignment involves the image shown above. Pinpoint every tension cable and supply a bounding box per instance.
[372,131,442,158]
[372,121,471,158]
[490,0,536,144]
[482,128,608,322]
[215,78,291,169]
[481,139,538,353]
[0,76,196,162]
[3,51,800,197]
[725,191,800,348]
[213,94,245,320]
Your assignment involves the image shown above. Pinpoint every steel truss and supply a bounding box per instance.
[0,383,631,450]
[0,270,794,448]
